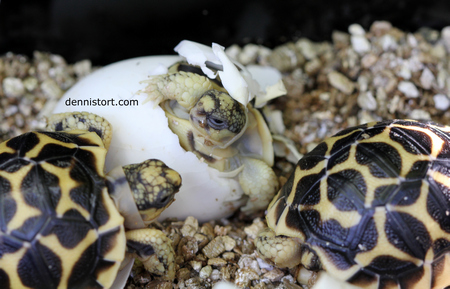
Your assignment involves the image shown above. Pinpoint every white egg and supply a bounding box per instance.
[53,39,286,225]
[53,55,247,222]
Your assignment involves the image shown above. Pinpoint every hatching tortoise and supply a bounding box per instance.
[255,120,450,289]
[0,111,181,289]
[141,61,278,213]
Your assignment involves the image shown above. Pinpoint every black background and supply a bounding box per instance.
[1,0,450,66]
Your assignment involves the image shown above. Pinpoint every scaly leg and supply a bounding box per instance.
[141,71,213,109]
[125,228,175,281]
[239,157,279,214]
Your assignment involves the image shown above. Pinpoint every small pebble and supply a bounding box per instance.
[420,67,435,89]
[380,35,397,51]
[442,26,450,53]
[190,260,202,272]
[4,105,18,117]
[238,44,260,65]
[3,77,25,98]
[351,35,371,54]
[396,63,412,80]
[40,79,63,99]
[361,53,378,68]
[208,258,227,267]
[348,23,366,36]
[398,81,419,98]
[327,71,355,94]
[22,76,38,91]
[73,59,92,77]
[357,91,377,111]
[407,33,418,47]
[332,31,350,48]
[408,109,431,120]
[370,21,392,37]
[244,218,266,239]
[181,216,199,237]
[200,265,213,279]
[434,94,450,110]
[262,268,285,282]
[296,38,318,60]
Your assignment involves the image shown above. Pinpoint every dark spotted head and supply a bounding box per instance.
[123,159,181,224]
[189,89,247,148]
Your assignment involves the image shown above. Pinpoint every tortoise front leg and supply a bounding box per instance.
[141,71,213,109]
[239,157,279,214]
[125,228,175,281]
[46,111,113,149]
[255,227,303,269]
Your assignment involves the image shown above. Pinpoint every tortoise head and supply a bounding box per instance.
[120,159,181,224]
[189,89,247,148]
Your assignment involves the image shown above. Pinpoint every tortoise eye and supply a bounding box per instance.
[207,117,227,130]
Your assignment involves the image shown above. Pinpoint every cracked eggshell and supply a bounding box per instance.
[52,55,246,223]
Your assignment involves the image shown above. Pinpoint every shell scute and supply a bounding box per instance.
[298,155,326,170]
[333,123,368,137]
[347,270,378,288]
[295,169,324,206]
[32,143,77,163]
[319,245,356,271]
[5,131,40,155]
[42,209,93,249]
[39,131,101,147]
[426,180,450,233]
[284,208,305,235]
[307,141,328,157]
[329,129,362,157]
[23,242,64,288]
[328,144,351,170]
[385,211,431,259]
[327,169,367,209]
[355,142,402,178]
[67,240,115,289]
[389,126,432,155]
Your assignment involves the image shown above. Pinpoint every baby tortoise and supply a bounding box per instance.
[256,120,450,289]
[141,61,278,213]
[0,111,181,289]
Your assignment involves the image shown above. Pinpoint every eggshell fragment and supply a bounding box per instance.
[53,55,246,223]
[175,40,285,107]
[312,272,362,289]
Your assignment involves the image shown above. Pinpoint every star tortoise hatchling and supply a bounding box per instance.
[256,119,450,289]
[0,112,182,289]
[141,61,279,214]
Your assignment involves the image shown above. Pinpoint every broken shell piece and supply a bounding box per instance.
[245,65,287,108]
[174,40,286,107]
[311,272,362,289]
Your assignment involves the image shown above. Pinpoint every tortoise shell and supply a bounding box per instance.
[0,131,125,289]
[266,120,450,289]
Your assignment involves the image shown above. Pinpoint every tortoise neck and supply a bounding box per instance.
[106,166,145,229]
